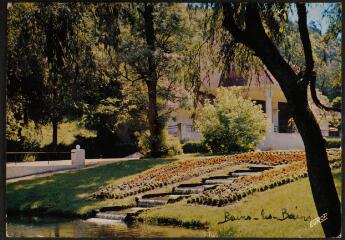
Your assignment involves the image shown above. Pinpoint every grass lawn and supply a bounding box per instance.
[5,153,234,217]
[138,168,341,238]
[6,157,179,217]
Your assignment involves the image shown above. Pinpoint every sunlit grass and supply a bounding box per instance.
[21,120,96,147]
[139,168,341,238]
[6,157,177,216]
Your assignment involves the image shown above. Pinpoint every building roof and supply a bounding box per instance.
[199,65,340,121]
[200,65,276,91]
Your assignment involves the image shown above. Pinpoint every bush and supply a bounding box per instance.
[72,135,138,158]
[182,141,208,153]
[136,130,152,156]
[7,138,41,162]
[137,129,183,157]
[325,138,341,149]
[163,131,184,156]
[195,87,268,154]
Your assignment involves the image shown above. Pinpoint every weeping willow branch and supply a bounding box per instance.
[310,72,341,112]
[296,3,340,112]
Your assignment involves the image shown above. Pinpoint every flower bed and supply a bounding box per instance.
[187,156,341,207]
[92,150,340,200]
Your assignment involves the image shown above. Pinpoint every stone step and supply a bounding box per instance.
[204,178,235,184]
[86,218,125,225]
[177,183,204,188]
[173,186,204,194]
[95,212,126,221]
[233,169,256,173]
[248,166,273,171]
[167,194,190,199]
[173,184,216,194]
[205,175,232,180]
[137,199,168,208]
[124,207,146,213]
[141,192,172,201]
[231,171,259,177]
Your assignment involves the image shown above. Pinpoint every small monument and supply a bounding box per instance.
[71,145,85,167]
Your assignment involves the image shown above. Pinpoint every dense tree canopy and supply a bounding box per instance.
[7,3,340,148]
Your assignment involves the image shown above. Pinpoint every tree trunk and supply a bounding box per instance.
[222,3,341,236]
[17,127,22,141]
[52,119,58,149]
[146,81,162,157]
[142,3,162,157]
[292,97,341,237]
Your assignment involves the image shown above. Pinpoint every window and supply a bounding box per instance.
[278,102,294,133]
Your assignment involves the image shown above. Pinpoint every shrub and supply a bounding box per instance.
[182,141,208,153]
[6,138,40,162]
[163,131,183,156]
[325,138,341,149]
[195,87,268,154]
[137,129,183,157]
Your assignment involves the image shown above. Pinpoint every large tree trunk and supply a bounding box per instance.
[52,119,58,149]
[292,96,341,236]
[146,81,162,157]
[222,3,341,236]
[142,3,163,157]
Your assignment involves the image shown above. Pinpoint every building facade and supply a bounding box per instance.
[167,68,339,150]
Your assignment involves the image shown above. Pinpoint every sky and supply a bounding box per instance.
[289,3,333,35]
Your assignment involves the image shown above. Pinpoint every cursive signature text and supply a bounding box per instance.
[218,207,312,224]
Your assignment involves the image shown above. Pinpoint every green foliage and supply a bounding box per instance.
[323,3,341,42]
[195,88,268,154]
[164,131,184,156]
[7,3,341,160]
[137,130,183,157]
[7,3,99,147]
[325,138,341,149]
[182,141,208,153]
[331,96,341,110]
[8,138,40,151]
[22,154,37,162]
[277,20,341,103]
[6,103,22,142]
[136,130,152,157]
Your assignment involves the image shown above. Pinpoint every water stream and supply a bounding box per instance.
[7,215,211,238]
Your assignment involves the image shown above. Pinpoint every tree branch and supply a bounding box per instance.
[297,3,314,76]
[297,3,341,112]
[221,2,249,45]
[309,73,341,112]
[222,2,299,100]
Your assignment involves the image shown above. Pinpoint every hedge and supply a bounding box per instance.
[182,141,208,153]
[325,138,341,149]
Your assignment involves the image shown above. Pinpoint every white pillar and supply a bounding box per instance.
[266,88,273,132]
[71,145,85,167]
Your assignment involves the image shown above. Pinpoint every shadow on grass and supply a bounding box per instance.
[6,158,176,217]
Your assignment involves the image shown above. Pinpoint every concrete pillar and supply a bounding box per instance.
[177,123,184,141]
[71,145,85,167]
[266,88,273,132]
